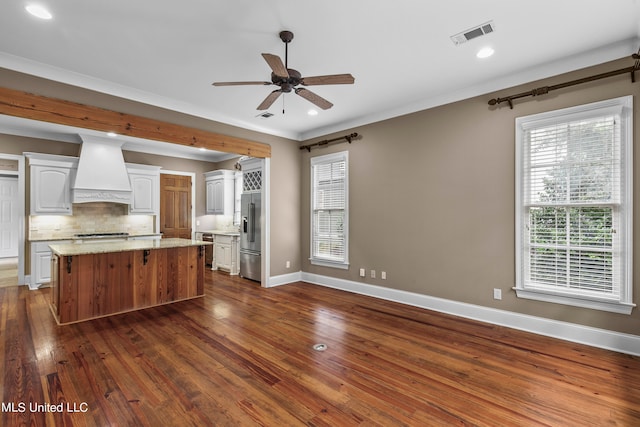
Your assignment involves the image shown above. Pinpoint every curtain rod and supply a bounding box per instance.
[300,132,359,152]
[488,53,640,109]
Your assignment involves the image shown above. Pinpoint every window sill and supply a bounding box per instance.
[310,258,349,270]
[513,287,635,315]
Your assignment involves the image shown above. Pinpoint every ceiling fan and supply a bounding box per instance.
[212,30,355,111]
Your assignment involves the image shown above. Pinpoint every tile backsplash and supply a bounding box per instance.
[29,202,155,240]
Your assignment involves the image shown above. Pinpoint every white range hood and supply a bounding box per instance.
[71,135,132,204]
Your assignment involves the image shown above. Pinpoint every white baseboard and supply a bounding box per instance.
[24,275,48,290]
[296,272,640,357]
[267,271,302,287]
[24,274,38,290]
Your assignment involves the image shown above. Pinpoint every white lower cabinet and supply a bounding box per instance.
[211,234,240,275]
[215,240,232,270]
[31,240,71,288]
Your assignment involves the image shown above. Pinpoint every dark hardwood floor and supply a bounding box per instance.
[1,270,639,426]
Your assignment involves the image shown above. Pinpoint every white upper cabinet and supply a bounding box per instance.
[26,153,78,215]
[126,164,161,215]
[205,170,235,215]
[26,154,162,216]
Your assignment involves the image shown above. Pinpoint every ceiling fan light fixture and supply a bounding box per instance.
[307,109,318,116]
[25,4,52,20]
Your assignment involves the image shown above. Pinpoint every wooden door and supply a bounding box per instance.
[160,174,192,239]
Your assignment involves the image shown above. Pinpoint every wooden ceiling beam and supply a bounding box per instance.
[0,86,271,158]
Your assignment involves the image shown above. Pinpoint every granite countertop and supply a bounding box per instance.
[49,238,211,256]
[197,230,240,236]
[29,233,163,242]
[29,236,76,242]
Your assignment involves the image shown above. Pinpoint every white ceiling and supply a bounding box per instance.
[1,0,640,157]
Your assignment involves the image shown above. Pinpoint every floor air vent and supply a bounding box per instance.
[450,21,495,45]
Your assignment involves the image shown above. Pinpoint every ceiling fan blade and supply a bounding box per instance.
[262,53,289,78]
[295,88,333,110]
[301,74,355,86]
[257,90,283,110]
[212,81,272,86]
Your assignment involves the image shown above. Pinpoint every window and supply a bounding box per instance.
[310,151,349,269]
[515,96,634,314]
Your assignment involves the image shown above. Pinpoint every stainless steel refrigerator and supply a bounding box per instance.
[240,192,261,281]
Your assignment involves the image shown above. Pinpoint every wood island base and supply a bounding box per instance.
[49,240,207,325]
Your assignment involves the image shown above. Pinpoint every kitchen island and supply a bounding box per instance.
[49,238,210,325]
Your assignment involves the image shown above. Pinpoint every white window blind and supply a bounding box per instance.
[310,151,349,268]
[515,96,634,314]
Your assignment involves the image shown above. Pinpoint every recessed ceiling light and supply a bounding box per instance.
[307,109,318,116]
[477,47,495,59]
[25,4,52,20]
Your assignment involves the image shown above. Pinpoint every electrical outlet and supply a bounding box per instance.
[381,271,387,280]
[370,270,376,279]
[286,261,290,269]
[359,268,365,277]
[493,288,502,300]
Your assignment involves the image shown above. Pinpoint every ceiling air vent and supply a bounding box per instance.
[450,21,495,46]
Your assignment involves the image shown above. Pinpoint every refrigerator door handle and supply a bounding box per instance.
[249,203,256,243]
[242,216,248,233]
